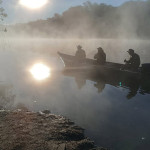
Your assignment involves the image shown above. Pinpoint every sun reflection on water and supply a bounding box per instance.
[30,63,51,81]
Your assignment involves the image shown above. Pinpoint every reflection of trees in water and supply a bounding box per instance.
[0,83,15,110]
[63,70,150,99]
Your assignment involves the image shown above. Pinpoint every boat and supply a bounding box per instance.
[58,51,123,68]
[58,52,150,98]
[58,51,150,77]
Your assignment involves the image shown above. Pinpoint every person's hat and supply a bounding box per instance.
[97,47,103,51]
[97,47,103,52]
[127,49,134,53]
[77,45,82,49]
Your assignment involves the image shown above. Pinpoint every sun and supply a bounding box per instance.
[19,0,48,9]
[30,63,51,81]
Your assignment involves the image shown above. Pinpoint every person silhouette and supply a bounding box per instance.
[124,49,140,71]
[94,47,106,65]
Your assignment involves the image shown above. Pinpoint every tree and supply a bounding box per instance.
[0,0,7,21]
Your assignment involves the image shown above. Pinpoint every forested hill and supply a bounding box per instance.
[11,0,150,38]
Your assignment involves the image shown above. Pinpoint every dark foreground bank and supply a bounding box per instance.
[0,110,107,150]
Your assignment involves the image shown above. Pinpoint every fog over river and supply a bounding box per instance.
[0,38,150,150]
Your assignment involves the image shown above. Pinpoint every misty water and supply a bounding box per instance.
[0,38,150,150]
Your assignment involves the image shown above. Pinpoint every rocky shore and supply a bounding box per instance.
[0,110,107,150]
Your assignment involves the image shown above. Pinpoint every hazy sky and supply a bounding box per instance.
[2,0,145,24]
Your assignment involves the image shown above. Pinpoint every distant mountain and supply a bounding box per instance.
[10,0,150,38]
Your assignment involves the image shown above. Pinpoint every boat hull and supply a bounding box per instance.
[58,51,141,77]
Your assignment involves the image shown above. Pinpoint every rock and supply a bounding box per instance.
[0,110,105,150]
[57,143,66,150]
[59,127,84,141]
[42,110,51,114]
[76,139,95,149]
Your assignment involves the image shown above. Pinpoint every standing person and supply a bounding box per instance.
[94,47,106,65]
[124,49,140,71]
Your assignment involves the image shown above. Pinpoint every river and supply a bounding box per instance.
[0,38,150,150]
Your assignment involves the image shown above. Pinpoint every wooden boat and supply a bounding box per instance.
[58,52,150,97]
[57,51,144,77]
[58,51,123,67]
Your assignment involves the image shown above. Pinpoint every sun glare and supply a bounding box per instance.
[19,0,48,9]
[30,63,50,81]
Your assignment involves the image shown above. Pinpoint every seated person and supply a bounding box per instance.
[75,45,86,59]
[75,45,86,64]
[94,47,106,65]
[124,49,140,71]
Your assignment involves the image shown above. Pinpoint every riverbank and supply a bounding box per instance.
[0,109,107,150]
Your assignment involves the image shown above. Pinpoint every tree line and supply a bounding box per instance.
[11,0,150,38]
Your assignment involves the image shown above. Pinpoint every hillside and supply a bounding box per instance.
[10,0,150,38]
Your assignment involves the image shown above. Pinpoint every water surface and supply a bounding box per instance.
[0,38,150,150]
